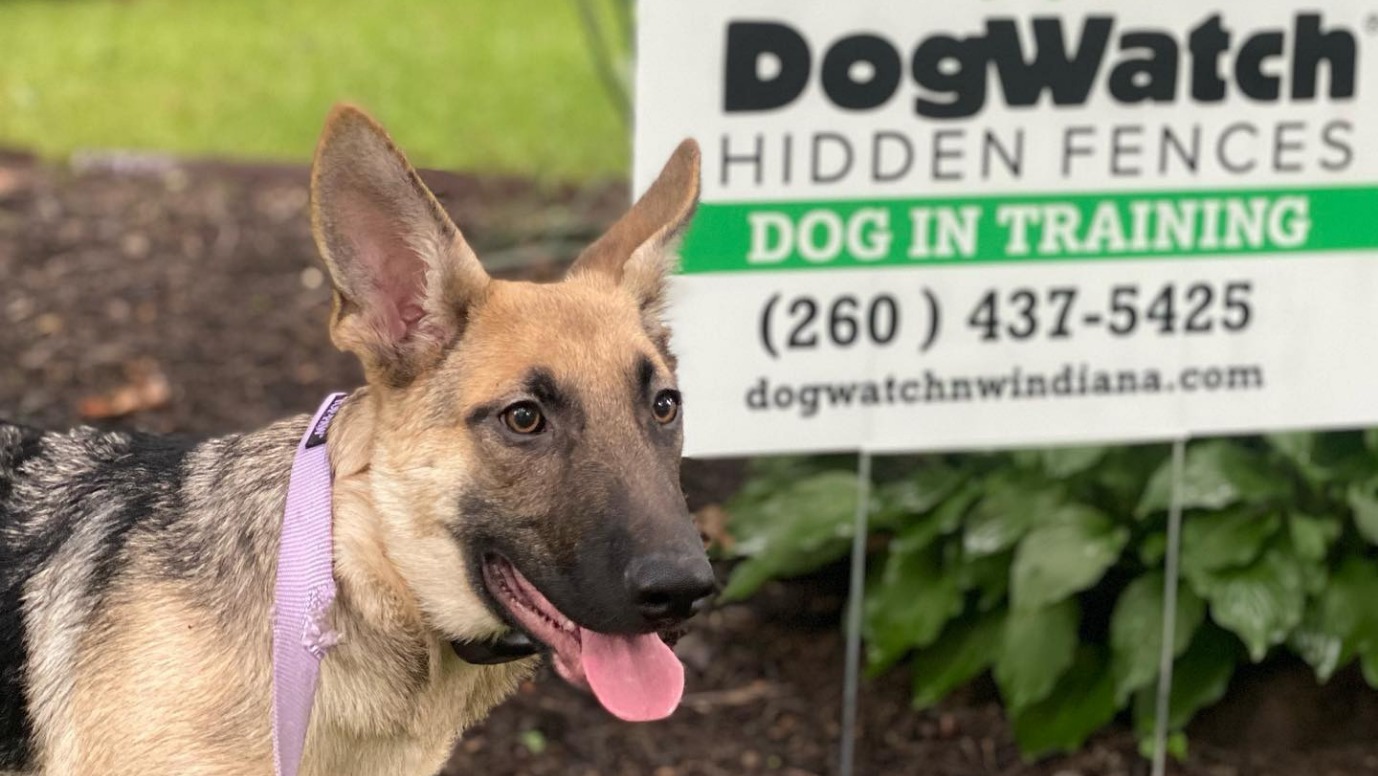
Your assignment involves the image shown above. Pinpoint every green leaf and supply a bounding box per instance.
[876,476,977,559]
[1010,505,1129,612]
[1133,624,1239,737]
[1110,571,1207,704]
[963,472,1066,558]
[908,609,1006,707]
[1289,554,1378,682]
[994,599,1080,712]
[1136,731,1190,762]
[872,461,968,526]
[1268,431,1370,486]
[1095,445,1171,516]
[1010,646,1118,757]
[1347,477,1378,545]
[1198,545,1306,662]
[1179,509,1280,596]
[721,471,861,600]
[1038,445,1109,478]
[1139,528,1167,566]
[1365,427,1378,454]
[956,547,1012,611]
[1288,513,1342,563]
[1137,441,1290,518]
[731,456,854,506]
[863,544,964,672]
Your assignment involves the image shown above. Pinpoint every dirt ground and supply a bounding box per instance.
[2,152,1376,776]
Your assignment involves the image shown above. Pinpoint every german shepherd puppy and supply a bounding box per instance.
[0,106,714,775]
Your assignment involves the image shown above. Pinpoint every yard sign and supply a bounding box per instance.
[635,0,1378,458]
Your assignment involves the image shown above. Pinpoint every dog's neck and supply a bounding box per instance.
[322,389,427,637]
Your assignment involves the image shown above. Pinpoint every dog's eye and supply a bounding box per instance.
[502,402,546,435]
[651,390,680,424]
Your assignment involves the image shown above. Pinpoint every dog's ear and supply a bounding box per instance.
[310,104,489,386]
[568,139,700,314]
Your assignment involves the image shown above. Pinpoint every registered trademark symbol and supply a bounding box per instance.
[1366,13,1378,33]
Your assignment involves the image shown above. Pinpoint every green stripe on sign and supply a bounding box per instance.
[677,185,1378,274]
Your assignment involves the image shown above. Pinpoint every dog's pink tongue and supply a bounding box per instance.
[579,629,684,722]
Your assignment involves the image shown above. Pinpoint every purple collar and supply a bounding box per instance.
[271,393,347,776]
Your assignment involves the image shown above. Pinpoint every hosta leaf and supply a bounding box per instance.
[956,547,1012,611]
[878,477,978,559]
[908,608,1006,707]
[1110,571,1206,704]
[1010,646,1118,757]
[1010,505,1128,612]
[1137,441,1290,518]
[1038,445,1109,478]
[963,472,1065,558]
[1096,445,1171,516]
[872,461,968,527]
[1347,478,1378,545]
[863,544,964,672]
[1290,554,1378,682]
[1139,528,1168,566]
[1288,513,1341,563]
[994,599,1080,712]
[722,471,860,600]
[1179,509,1280,596]
[1198,546,1306,662]
[1132,624,1239,739]
[1268,431,1370,486]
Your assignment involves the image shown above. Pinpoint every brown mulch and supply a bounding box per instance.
[1,151,1376,776]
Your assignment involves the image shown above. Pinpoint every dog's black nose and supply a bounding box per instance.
[626,554,716,625]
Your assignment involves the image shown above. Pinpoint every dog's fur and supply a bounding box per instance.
[0,106,710,775]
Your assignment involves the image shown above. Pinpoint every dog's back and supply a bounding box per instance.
[0,422,48,770]
[0,421,206,771]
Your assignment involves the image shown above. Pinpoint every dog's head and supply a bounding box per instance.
[309,106,713,721]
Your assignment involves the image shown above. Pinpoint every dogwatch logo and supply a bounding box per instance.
[635,0,1378,457]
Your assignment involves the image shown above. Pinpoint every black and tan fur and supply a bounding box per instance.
[0,106,712,775]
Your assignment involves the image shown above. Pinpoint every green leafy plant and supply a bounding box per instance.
[717,431,1378,757]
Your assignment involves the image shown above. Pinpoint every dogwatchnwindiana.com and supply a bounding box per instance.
[746,361,1264,418]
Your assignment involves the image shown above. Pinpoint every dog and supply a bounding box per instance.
[0,105,714,775]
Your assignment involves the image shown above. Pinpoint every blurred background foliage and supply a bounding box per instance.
[0,0,631,180]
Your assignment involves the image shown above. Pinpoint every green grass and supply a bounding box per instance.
[0,0,629,181]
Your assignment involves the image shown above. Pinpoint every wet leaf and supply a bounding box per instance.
[907,608,1006,707]
[1010,505,1128,612]
[1037,445,1109,478]
[1347,478,1378,545]
[1198,546,1306,662]
[963,472,1065,558]
[1109,571,1205,703]
[994,599,1079,712]
[1010,646,1117,756]
[1137,441,1290,517]
[864,544,964,672]
[721,471,860,601]
[1179,509,1280,596]
[1133,625,1239,737]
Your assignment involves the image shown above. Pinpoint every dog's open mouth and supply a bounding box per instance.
[480,555,685,722]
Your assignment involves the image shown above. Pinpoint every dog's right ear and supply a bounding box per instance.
[310,104,490,386]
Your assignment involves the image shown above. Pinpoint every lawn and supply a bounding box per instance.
[0,0,629,181]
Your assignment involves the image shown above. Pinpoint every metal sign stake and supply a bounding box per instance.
[1151,437,1189,776]
[839,450,873,776]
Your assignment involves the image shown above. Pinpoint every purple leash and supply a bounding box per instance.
[272,393,347,776]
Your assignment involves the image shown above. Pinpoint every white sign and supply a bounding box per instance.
[635,0,1378,457]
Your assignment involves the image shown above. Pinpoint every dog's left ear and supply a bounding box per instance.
[310,104,490,386]
[568,139,700,313]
